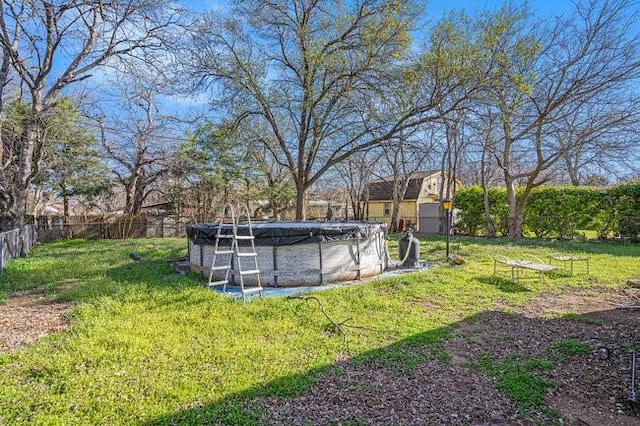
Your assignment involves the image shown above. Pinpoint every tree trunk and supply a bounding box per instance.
[391,177,411,232]
[0,160,19,227]
[508,211,524,238]
[505,177,522,238]
[389,179,399,232]
[132,186,145,215]
[6,119,41,231]
[31,186,44,218]
[294,183,306,220]
[63,195,70,218]
[11,187,28,229]
[0,34,17,164]
[480,150,496,237]
[325,200,332,220]
[482,186,497,238]
[562,151,581,186]
[124,182,136,214]
[390,200,400,232]
[350,196,358,220]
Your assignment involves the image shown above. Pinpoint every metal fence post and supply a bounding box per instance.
[18,226,24,256]
[0,234,5,274]
[22,225,31,255]
[11,229,17,258]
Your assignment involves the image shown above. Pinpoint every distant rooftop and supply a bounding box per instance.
[367,170,441,201]
[368,170,440,184]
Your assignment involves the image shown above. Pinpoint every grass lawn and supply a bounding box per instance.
[0,236,638,425]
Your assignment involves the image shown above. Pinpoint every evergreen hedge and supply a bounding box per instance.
[453,183,640,240]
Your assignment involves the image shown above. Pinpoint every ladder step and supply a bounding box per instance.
[210,265,230,271]
[214,250,234,255]
[239,269,260,276]
[241,287,263,294]
[235,235,254,240]
[216,234,235,239]
[208,280,228,286]
[236,252,257,257]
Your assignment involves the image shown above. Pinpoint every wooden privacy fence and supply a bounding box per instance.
[34,214,188,243]
[0,225,36,273]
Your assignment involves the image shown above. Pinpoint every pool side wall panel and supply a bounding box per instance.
[188,229,387,287]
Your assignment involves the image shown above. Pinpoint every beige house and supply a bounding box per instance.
[366,170,461,233]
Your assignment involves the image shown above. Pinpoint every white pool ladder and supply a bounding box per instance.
[207,203,263,301]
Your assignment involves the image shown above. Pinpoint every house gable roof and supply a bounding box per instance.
[367,170,440,201]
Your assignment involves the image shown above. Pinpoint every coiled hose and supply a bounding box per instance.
[385,237,412,268]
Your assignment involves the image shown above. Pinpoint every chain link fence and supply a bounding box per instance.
[0,225,36,274]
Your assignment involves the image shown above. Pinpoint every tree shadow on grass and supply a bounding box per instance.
[474,275,531,293]
[143,321,474,426]
[143,303,640,426]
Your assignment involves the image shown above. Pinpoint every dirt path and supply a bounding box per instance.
[0,293,71,353]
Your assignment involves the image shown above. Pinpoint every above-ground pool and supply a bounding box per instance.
[186,221,388,287]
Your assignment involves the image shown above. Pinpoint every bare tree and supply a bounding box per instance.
[379,128,435,232]
[553,95,640,185]
[0,0,184,229]
[185,0,485,219]
[249,143,296,218]
[336,150,381,221]
[480,0,640,237]
[99,86,175,215]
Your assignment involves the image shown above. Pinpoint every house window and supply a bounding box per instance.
[383,203,391,216]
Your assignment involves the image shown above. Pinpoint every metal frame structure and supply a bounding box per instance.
[207,204,263,301]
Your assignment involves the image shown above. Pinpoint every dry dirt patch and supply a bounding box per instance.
[257,286,640,426]
[0,292,71,353]
[259,359,523,426]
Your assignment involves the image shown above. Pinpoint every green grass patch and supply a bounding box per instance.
[477,352,556,418]
[476,338,591,421]
[548,339,591,358]
[560,312,604,325]
[0,236,637,424]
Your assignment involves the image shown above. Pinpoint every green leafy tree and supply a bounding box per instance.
[177,121,296,219]
[1,97,109,217]
[37,98,110,217]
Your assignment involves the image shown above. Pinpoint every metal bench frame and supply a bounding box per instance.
[494,257,557,283]
[548,255,590,276]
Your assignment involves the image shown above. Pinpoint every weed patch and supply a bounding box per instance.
[476,352,557,418]
[548,339,591,358]
[476,338,592,421]
[561,312,604,325]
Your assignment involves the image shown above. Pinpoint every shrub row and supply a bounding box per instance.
[453,183,640,240]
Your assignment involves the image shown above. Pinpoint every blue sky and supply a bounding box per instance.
[168,0,575,110]
[426,0,571,16]
[179,0,573,17]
